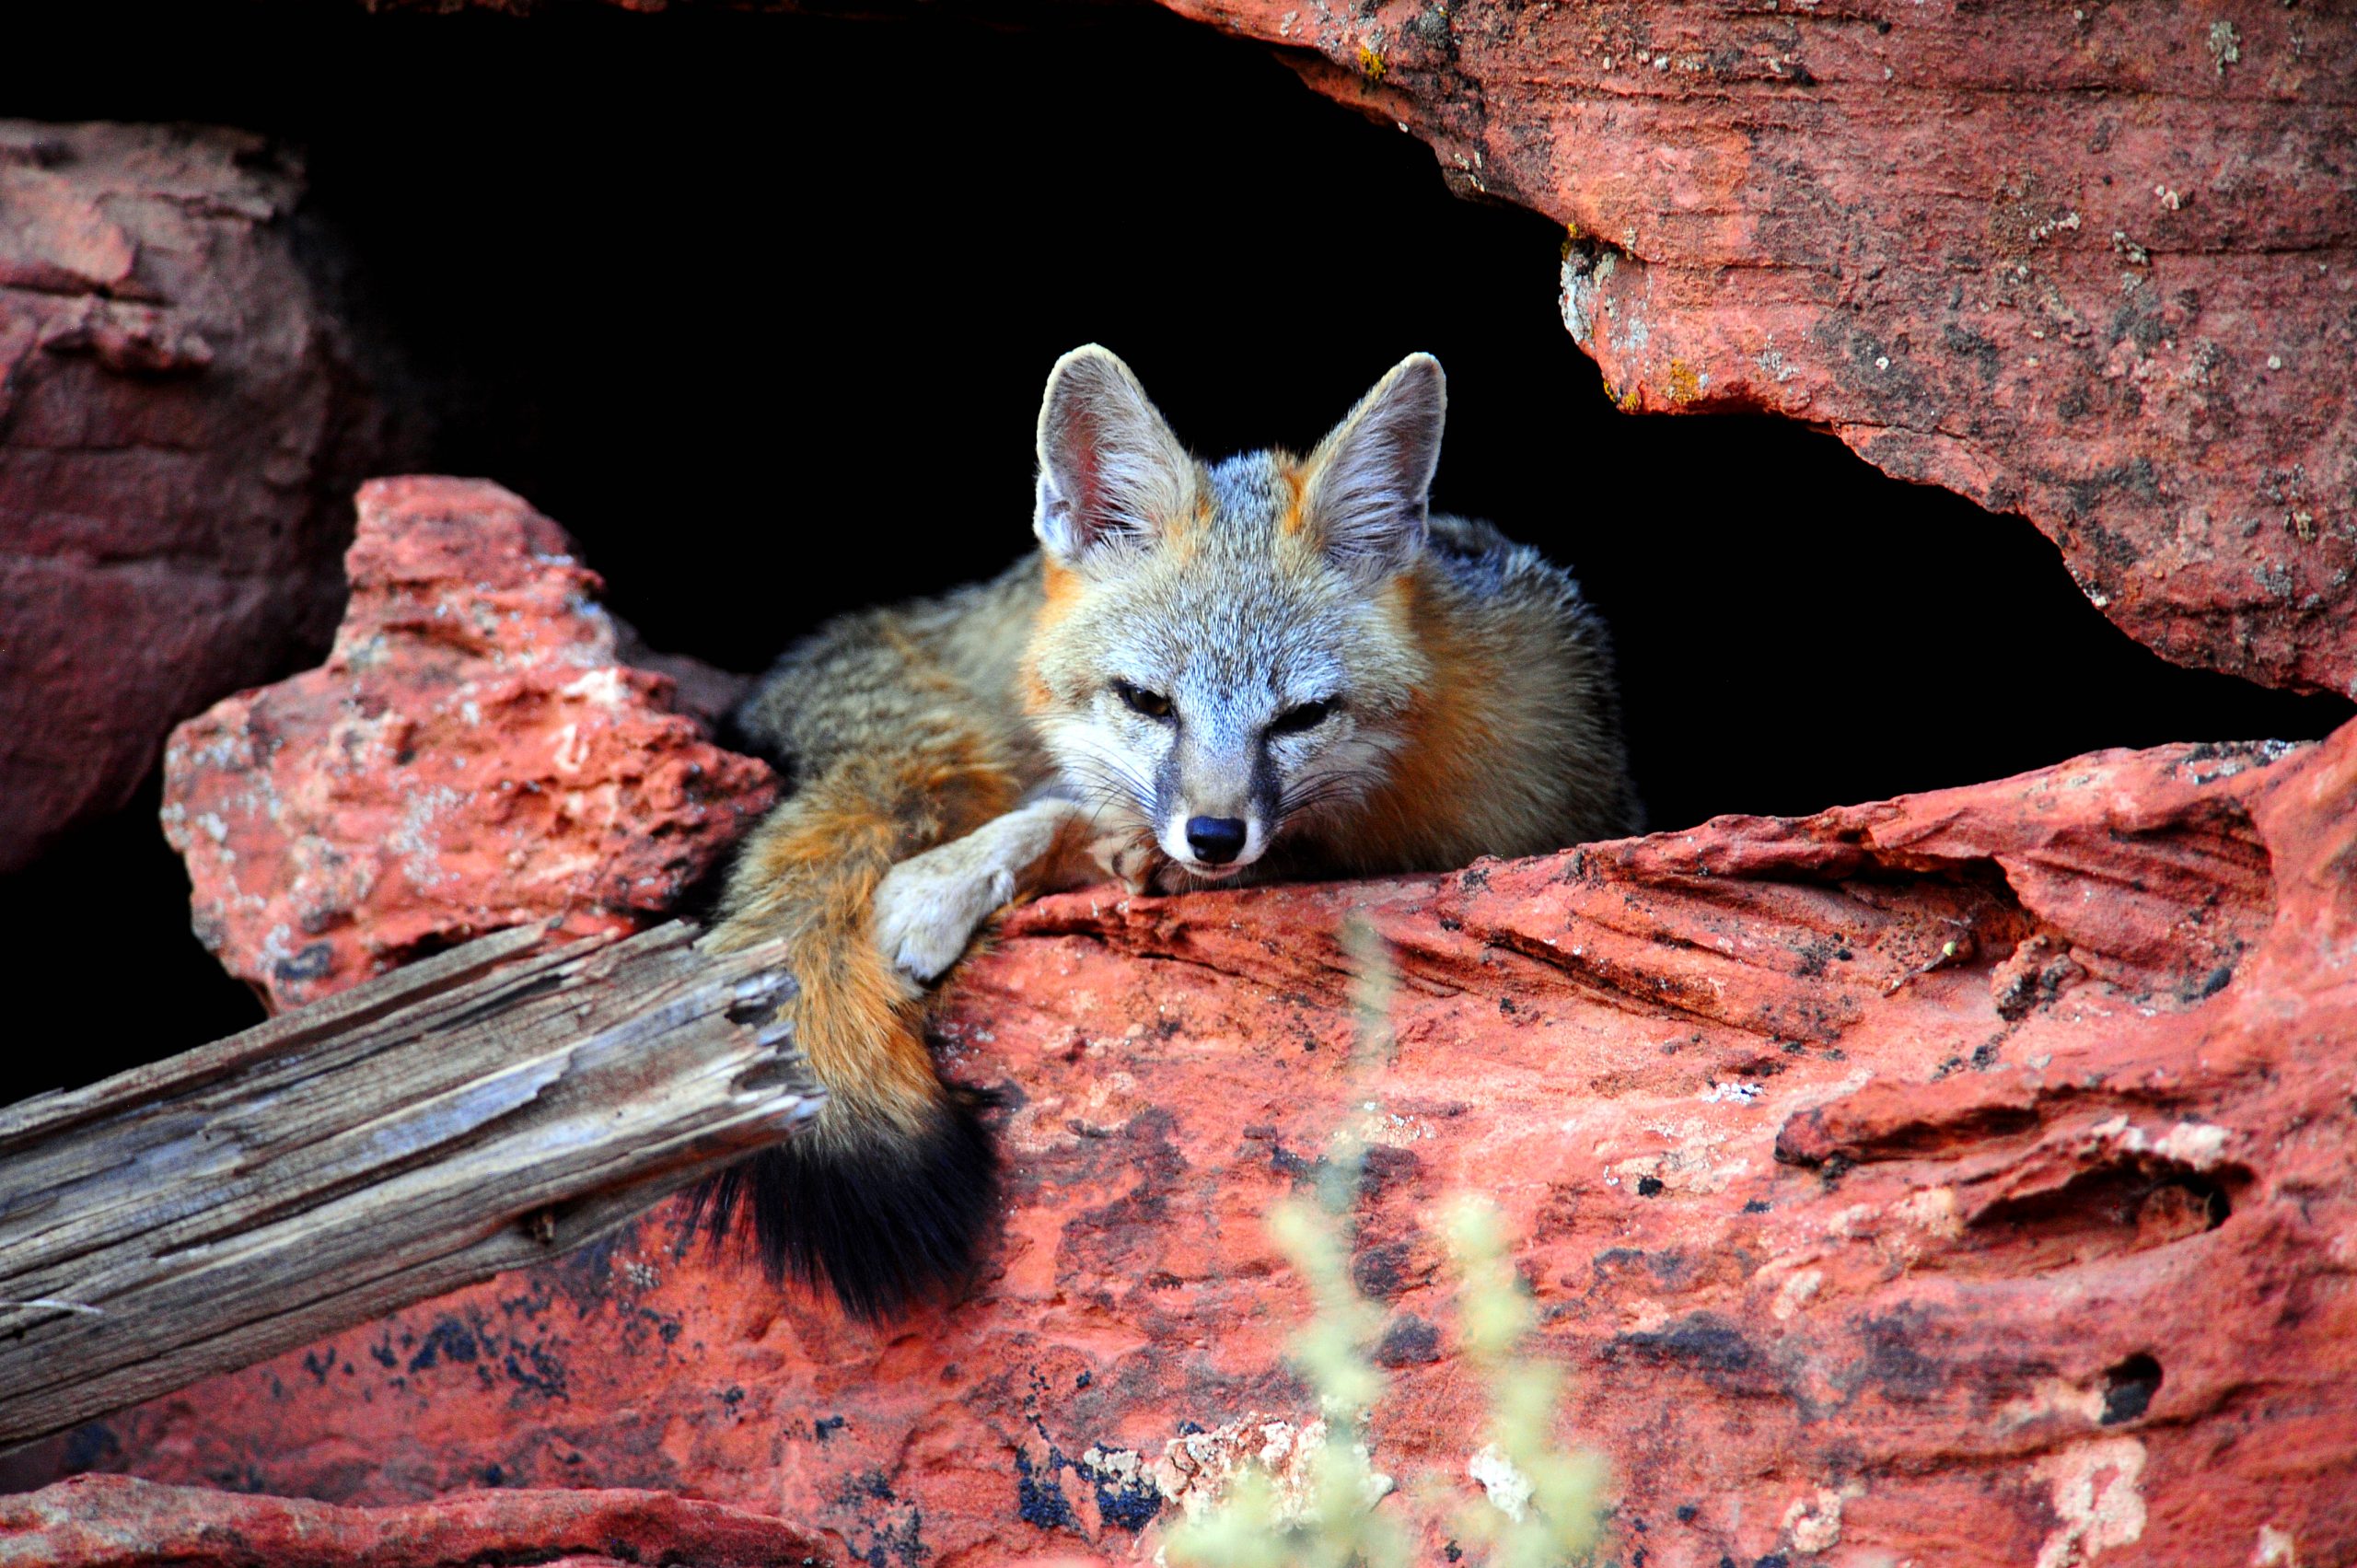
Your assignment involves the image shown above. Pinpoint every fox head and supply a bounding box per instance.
[1021,344,1446,881]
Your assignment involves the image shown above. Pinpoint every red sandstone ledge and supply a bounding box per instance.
[12,477,2350,1566]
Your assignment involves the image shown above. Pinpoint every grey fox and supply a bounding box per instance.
[698,346,1638,1317]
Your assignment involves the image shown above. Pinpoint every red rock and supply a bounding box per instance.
[0,121,395,873]
[0,1473,827,1567]
[32,4,2330,703]
[41,718,2357,1566]
[1158,0,2357,697]
[159,476,775,1011]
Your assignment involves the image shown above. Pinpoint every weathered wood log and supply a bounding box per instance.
[0,921,814,1448]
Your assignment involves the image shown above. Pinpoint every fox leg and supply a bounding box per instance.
[872,796,1095,983]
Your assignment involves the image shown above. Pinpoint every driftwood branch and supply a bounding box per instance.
[0,921,814,1448]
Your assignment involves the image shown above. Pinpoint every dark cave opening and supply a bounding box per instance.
[4,0,2350,1102]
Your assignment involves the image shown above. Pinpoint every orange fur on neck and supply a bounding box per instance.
[1346,569,1507,870]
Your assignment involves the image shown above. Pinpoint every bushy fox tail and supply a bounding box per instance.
[694,742,1016,1319]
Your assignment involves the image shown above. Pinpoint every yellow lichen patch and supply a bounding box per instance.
[1356,41,1387,82]
[1782,1486,1858,1556]
[1664,358,1706,405]
[2030,1439,2148,1568]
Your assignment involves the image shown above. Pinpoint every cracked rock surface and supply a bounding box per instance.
[28,648,2357,1563]
[159,476,775,1011]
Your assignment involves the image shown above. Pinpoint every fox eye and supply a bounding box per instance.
[1269,697,1338,736]
[1113,679,1174,721]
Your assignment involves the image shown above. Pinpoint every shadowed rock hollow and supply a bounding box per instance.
[283,0,2357,693]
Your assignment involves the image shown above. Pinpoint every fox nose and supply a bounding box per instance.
[1185,816,1248,865]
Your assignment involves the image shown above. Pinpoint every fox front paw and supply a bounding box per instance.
[1087,830,1167,895]
[872,853,1019,985]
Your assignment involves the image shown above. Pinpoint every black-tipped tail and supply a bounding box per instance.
[688,1086,1000,1320]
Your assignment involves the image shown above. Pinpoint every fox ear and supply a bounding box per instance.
[1035,345,1193,567]
[1301,354,1446,583]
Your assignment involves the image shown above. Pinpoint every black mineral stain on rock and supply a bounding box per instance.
[1360,1143,1424,1201]
[61,1422,120,1471]
[1376,1313,1443,1367]
[1090,1459,1163,1532]
[1014,1448,1074,1530]
[836,1468,896,1506]
[1856,1307,1945,1403]
[846,1493,927,1568]
[1007,1365,1163,1538]
[1604,1311,1793,1402]
[1611,1315,1754,1374]
[272,941,333,984]
[407,1317,480,1374]
[2189,963,2235,1002]
[1060,1109,1189,1274]
[1352,1240,1412,1302]
[503,1338,566,1400]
